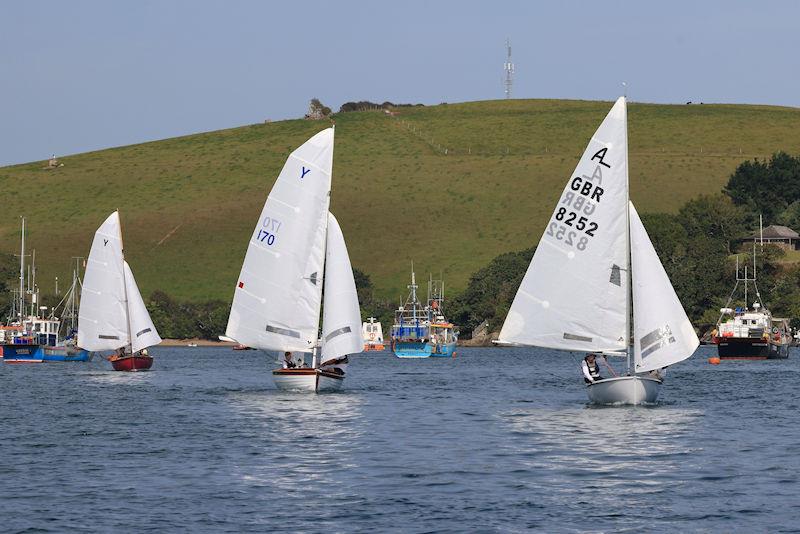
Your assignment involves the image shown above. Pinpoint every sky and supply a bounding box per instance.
[2,0,799,166]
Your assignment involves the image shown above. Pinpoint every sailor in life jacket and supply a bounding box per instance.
[582,353,605,384]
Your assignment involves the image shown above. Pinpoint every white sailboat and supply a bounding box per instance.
[498,97,698,405]
[78,211,162,371]
[225,127,363,392]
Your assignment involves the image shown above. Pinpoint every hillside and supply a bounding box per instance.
[2,98,800,303]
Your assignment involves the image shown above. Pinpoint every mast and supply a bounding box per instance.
[117,211,133,353]
[18,217,25,324]
[623,96,633,375]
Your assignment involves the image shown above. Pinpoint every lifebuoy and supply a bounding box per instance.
[369,332,375,340]
[772,327,779,334]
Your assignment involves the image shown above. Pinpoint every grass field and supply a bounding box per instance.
[2,98,800,302]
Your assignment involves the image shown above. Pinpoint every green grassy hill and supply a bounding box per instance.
[2,98,800,303]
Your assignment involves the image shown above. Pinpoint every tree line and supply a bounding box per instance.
[449,152,800,337]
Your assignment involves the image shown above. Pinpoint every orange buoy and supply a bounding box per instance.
[708,357,721,365]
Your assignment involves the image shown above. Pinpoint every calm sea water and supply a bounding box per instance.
[1,345,799,533]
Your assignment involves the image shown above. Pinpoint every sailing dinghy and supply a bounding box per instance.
[78,211,162,371]
[498,97,699,405]
[225,127,363,392]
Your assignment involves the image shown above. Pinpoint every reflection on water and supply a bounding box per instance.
[225,390,365,494]
[2,345,800,532]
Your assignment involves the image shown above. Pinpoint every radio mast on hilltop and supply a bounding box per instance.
[503,38,514,99]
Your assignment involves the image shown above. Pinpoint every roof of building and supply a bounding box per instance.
[750,225,800,240]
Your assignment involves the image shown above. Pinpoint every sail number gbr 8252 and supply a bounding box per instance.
[545,148,610,252]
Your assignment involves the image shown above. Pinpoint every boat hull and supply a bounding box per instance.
[392,340,457,358]
[586,376,662,406]
[1,344,43,363]
[41,347,92,362]
[272,368,344,392]
[363,343,385,351]
[110,354,154,372]
[715,337,790,360]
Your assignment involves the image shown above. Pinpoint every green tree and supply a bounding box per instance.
[448,247,535,335]
[724,152,800,222]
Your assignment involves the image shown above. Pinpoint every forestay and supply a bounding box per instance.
[226,128,333,352]
[320,212,363,365]
[629,203,699,372]
[78,211,128,351]
[123,261,162,353]
[499,97,629,352]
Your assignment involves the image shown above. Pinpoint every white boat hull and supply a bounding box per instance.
[272,368,344,392]
[586,376,662,405]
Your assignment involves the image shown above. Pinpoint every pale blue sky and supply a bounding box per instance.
[2,0,798,166]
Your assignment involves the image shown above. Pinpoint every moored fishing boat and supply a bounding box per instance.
[224,127,363,392]
[391,272,458,358]
[78,211,162,371]
[497,96,699,405]
[711,252,791,359]
[2,218,90,363]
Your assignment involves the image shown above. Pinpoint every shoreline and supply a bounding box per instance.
[159,338,235,347]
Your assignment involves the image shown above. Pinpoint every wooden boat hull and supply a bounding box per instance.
[586,376,662,406]
[272,368,344,392]
[110,354,154,372]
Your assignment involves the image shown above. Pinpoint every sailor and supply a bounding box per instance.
[582,353,604,384]
[282,351,296,369]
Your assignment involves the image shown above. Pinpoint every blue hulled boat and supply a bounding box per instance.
[1,218,90,364]
[390,270,458,358]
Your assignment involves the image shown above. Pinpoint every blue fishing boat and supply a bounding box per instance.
[1,218,90,364]
[391,270,458,358]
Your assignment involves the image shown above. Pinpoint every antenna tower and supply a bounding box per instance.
[504,38,514,99]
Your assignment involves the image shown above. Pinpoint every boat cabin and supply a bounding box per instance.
[14,316,61,346]
[717,305,770,339]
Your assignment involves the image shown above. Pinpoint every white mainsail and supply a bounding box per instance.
[226,128,334,352]
[320,212,363,364]
[78,211,128,351]
[123,261,162,353]
[498,97,630,352]
[629,203,699,372]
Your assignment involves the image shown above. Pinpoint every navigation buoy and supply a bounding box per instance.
[708,357,721,365]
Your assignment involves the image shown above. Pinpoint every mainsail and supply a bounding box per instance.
[320,212,363,364]
[226,128,334,351]
[498,97,629,352]
[629,203,699,372]
[123,261,162,353]
[78,211,161,353]
[78,212,128,351]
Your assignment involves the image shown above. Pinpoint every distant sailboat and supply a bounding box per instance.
[225,127,363,392]
[78,211,162,371]
[498,97,699,405]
